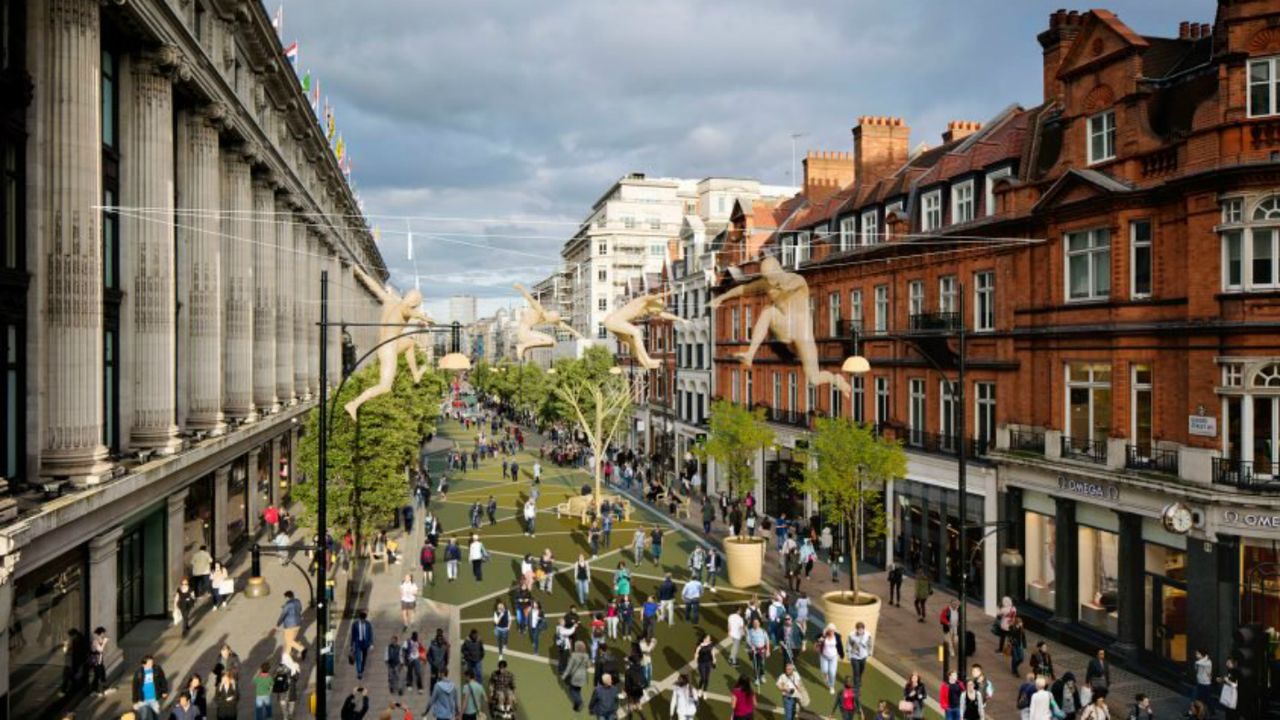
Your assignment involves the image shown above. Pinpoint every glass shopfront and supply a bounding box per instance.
[227,456,249,550]
[8,546,87,719]
[1241,539,1279,635]
[1077,504,1119,635]
[893,479,985,599]
[118,506,168,636]
[1143,520,1188,665]
[765,447,804,521]
[278,432,293,503]
[184,474,214,560]
[1024,491,1057,610]
[257,442,272,517]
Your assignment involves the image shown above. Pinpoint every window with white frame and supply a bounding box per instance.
[1066,228,1111,301]
[985,166,1013,216]
[648,217,661,230]
[1087,110,1116,164]
[597,268,607,281]
[875,376,890,426]
[839,217,856,251]
[850,289,863,332]
[908,280,924,317]
[861,209,879,245]
[939,275,958,314]
[828,292,841,337]
[598,241,608,254]
[597,323,607,339]
[807,379,816,414]
[1131,364,1153,453]
[1248,56,1280,117]
[1224,196,1280,291]
[851,375,865,424]
[788,372,798,414]
[746,370,754,406]
[874,285,889,334]
[909,378,926,445]
[648,244,664,255]
[623,216,636,229]
[921,190,942,231]
[1130,219,1152,298]
[975,382,996,452]
[797,231,812,265]
[952,180,975,224]
[1066,362,1112,444]
[940,381,957,450]
[1222,361,1280,478]
[974,270,995,331]
[772,372,781,410]
[730,307,740,341]
[781,236,796,268]
[744,306,752,336]
[829,383,843,418]
[731,370,740,403]
[598,297,607,311]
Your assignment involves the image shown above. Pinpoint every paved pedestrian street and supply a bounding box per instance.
[330,415,938,719]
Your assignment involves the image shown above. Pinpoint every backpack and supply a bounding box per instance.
[940,607,952,632]
[272,667,290,694]
[421,545,435,565]
[1017,686,1032,710]
[841,688,857,711]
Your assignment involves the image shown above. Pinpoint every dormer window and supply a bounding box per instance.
[921,190,942,231]
[1087,110,1116,165]
[1249,57,1280,118]
[839,217,856,251]
[861,209,879,245]
[951,180,974,224]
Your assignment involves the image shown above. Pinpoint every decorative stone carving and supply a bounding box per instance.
[1083,84,1116,114]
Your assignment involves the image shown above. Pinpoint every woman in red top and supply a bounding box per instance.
[731,675,755,719]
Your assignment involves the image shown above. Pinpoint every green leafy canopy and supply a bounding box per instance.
[698,400,774,518]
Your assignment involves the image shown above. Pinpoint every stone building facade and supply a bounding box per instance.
[0,0,386,716]
[711,1,1280,694]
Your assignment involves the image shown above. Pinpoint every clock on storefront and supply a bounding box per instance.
[1161,502,1194,534]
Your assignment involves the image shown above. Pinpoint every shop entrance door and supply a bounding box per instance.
[117,525,145,635]
[1146,575,1188,667]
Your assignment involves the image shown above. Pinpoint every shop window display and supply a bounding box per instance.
[1024,511,1056,608]
[1078,526,1119,634]
[8,547,86,718]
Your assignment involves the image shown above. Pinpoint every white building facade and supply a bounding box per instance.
[0,1,386,715]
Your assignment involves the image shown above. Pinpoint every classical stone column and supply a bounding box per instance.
[177,106,226,434]
[34,0,112,484]
[220,147,255,422]
[275,196,295,404]
[327,254,342,387]
[166,489,189,592]
[269,435,283,509]
[212,466,230,563]
[246,446,263,537]
[121,49,182,454]
[293,221,309,400]
[306,232,321,394]
[88,528,125,678]
[0,550,21,708]
[252,176,279,413]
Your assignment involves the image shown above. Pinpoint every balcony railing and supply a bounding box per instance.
[1126,444,1179,475]
[757,403,812,429]
[836,319,864,339]
[1061,435,1108,464]
[908,311,962,332]
[902,429,991,459]
[1214,458,1280,491]
[1009,428,1046,454]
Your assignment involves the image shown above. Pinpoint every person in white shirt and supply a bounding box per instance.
[817,623,843,693]
[1028,677,1054,720]
[847,621,873,691]
[533,462,541,482]
[399,574,419,628]
[523,499,537,537]
[681,579,704,624]
[469,533,488,581]
[668,674,699,720]
[727,609,745,667]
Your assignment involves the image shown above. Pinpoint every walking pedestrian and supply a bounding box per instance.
[1029,677,1054,720]
[574,554,591,605]
[445,538,461,582]
[996,596,1017,652]
[130,655,169,719]
[191,545,213,598]
[915,572,932,623]
[173,578,196,637]
[587,673,620,720]
[903,672,928,720]
[601,512,613,547]
[832,678,860,720]
[427,669,459,720]
[274,590,306,658]
[462,628,485,682]
[941,670,964,720]
[731,676,756,720]
[386,634,404,696]
[747,617,771,685]
[170,691,201,720]
[961,676,987,720]
[561,641,590,712]
[693,631,716,692]
[605,598,620,640]
[775,662,809,720]
[403,632,425,695]
[351,610,375,680]
[623,650,648,715]
[1030,641,1055,682]
[529,600,546,654]
[688,546,706,583]
[493,602,511,661]
[816,623,844,692]
[251,662,273,720]
[1192,648,1214,710]
[888,563,905,607]
[649,526,663,564]
[1128,693,1155,720]
[487,660,517,720]
[469,533,489,581]
[210,562,230,610]
[670,673,699,720]
[613,562,632,598]
[682,576,703,624]
[460,669,487,720]
[486,496,497,526]
[428,628,450,692]
[1085,648,1111,693]
[848,621,873,691]
[706,547,722,591]
[88,626,110,696]
[213,670,240,720]
[1008,617,1027,676]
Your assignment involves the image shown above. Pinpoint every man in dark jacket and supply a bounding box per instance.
[350,611,374,680]
[340,686,369,719]
[1085,648,1111,691]
[276,590,306,658]
[131,655,169,717]
[462,629,485,683]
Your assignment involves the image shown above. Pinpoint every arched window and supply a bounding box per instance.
[1252,363,1280,388]
[1253,196,1280,221]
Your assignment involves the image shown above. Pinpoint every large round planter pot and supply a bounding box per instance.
[822,590,883,644]
[724,536,767,588]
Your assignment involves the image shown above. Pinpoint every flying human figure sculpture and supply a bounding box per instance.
[709,255,851,394]
[513,283,582,358]
[603,291,684,370]
[343,266,434,420]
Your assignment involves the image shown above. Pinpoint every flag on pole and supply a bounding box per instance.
[284,41,298,66]
[335,134,345,162]
[311,78,320,114]
[272,4,283,34]
[326,102,335,141]
[301,70,311,93]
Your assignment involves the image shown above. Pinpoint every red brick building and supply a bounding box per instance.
[711,2,1280,693]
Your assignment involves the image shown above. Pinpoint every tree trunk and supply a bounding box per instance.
[848,509,858,598]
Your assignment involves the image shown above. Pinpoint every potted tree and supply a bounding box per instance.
[796,416,906,642]
[698,400,774,587]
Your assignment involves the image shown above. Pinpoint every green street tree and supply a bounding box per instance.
[541,345,617,424]
[295,350,445,537]
[697,400,774,539]
[796,417,906,598]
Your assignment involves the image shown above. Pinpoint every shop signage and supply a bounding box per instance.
[1057,474,1120,500]
[1221,510,1280,529]
[1188,414,1217,438]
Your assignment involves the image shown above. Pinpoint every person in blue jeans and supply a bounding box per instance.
[493,601,511,660]
[349,611,374,681]
[774,514,790,551]
[575,555,591,604]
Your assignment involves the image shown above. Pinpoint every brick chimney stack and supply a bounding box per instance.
[852,116,910,190]
[1038,9,1084,103]
[942,120,983,144]
[802,151,855,204]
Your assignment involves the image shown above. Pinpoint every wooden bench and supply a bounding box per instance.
[555,493,633,524]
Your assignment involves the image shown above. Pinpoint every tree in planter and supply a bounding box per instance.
[796,416,906,600]
[696,400,774,539]
[295,350,446,540]
[552,368,631,517]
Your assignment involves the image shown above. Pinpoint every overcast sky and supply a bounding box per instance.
[281,0,1208,322]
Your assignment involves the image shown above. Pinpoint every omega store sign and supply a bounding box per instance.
[1215,507,1280,539]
